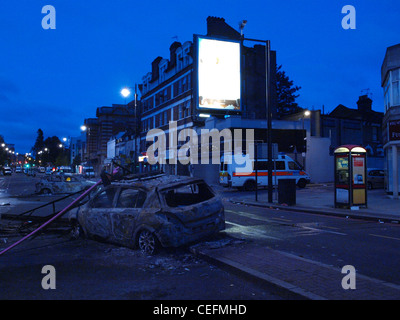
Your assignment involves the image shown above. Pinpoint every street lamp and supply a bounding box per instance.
[301,110,311,171]
[120,84,139,173]
[120,88,131,98]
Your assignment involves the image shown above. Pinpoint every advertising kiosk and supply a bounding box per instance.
[334,145,367,208]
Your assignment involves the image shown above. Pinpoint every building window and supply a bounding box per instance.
[179,104,183,119]
[160,65,167,82]
[164,110,168,125]
[384,77,390,112]
[392,69,400,106]
[177,52,183,71]
[372,127,378,141]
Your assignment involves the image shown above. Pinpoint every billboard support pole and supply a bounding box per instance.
[266,40,272,203]
[242,37,272,203]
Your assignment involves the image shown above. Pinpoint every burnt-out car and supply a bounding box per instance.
[35,174,96,194]
[69,175,225,254]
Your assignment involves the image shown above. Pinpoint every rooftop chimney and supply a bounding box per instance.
[206,16,241,40]
[357,95,372,113]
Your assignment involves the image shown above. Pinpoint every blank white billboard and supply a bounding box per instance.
[197,37,241,111]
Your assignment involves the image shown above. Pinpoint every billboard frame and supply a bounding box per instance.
[193,34,242,116]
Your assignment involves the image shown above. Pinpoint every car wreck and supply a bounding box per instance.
[68,174,225,254]
[35,174,96,194]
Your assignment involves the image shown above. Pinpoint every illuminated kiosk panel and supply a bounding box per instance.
[334,145,367,208]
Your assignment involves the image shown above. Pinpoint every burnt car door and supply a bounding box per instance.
[80,186,118,240]
[50,175,63,193]
[111,187,147,243]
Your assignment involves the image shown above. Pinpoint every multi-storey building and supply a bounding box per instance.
[69,132,86,166]
[83,103,138,174]
[137,16,285,182]
[381,43,400,197]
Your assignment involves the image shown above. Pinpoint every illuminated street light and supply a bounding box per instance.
[304,110,311,117]
[120,88,131,98]
[80,125,87,131]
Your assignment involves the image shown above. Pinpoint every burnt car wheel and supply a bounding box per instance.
[138,230,158,255]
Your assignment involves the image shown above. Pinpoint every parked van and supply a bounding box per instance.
[219,154,311,190]
[59,166,73,174]
[82,166,95,178]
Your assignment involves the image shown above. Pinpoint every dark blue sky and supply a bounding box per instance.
[0,0,399,153]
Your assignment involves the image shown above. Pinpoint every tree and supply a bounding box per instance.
[0,135,8,166]
[275,64,302,118]
[42,136,63,165]
[32,129,44,156]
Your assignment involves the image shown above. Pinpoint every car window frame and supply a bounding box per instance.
[89,186,119,209]
[115,187,147,209]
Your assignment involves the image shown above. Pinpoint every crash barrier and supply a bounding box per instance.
[0,167,123,256]
[1,189,85,223]
[0,180,103,256]
[0,168,171,256]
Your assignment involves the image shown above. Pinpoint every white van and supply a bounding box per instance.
[59,166,73,174]
[220,154,311,190]
[82,166,95,178]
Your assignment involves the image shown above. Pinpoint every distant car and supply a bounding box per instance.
[68,175,225,255]
[82,166,95,178]
[2,167,12,176]
[39,167,46,173]
[367,168,384,190]
[35,174,96,194]
[15,166,22,173]
[26,168,38,177]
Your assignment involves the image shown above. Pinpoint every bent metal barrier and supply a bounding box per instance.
[0,168,119,256]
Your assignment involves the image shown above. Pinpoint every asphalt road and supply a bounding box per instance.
[0,173,286,300]
[222,199,400,285]
[2,173,400,300]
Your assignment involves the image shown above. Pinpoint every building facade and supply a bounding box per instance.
[69,132,86,168]
[83,103,138,175]
[137,16,289,183]
[322,95,384,163]
[381,43,400,198]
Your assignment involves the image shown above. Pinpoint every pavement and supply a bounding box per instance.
[190,183,400,300]
[221,182,400,223]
